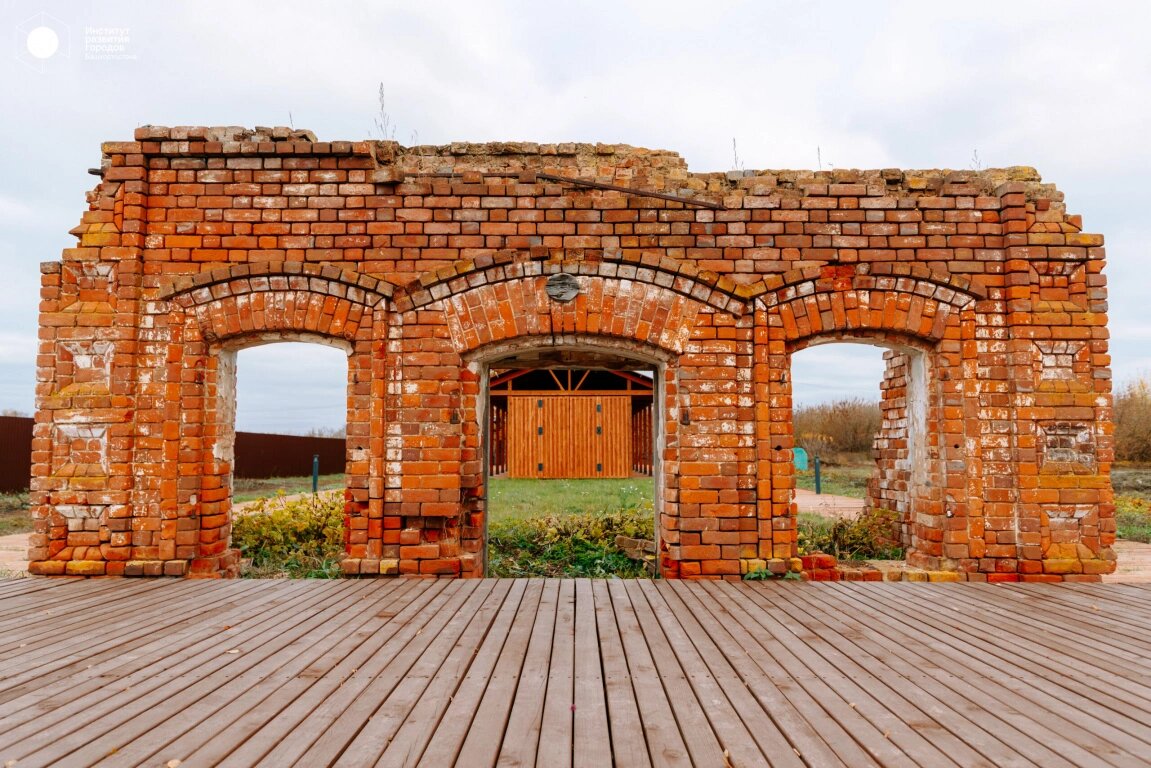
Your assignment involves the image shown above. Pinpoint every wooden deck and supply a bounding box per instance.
[1,578,1150,767]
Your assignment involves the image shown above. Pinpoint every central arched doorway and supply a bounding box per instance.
[473,340,667,577]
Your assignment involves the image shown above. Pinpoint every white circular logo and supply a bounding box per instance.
[26,26,60,59]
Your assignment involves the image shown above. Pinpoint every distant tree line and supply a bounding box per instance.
[794,398,882,457]
[1116,376,1151,463]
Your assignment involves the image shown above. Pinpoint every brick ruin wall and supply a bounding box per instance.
[28,125,1116,581]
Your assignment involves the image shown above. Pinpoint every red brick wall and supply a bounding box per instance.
[28,126,1116,581]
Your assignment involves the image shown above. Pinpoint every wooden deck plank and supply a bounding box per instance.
[642,580,806,767]
[536,578,577,768]
[742,582,1027,767]
[665,580,846,767]
[681,579,875,767]
[605,577,692,766]
[1023,581,1151,615]
[589,578,651,768]
[373,579,520,767]
[833,582,1146,768]
[258,580,479,767]
[761,583,1055,768]
[72,580,392,767]
[622,579,728,767]
[0,581,267,685]
[91,580,413,768]
[1,578,1149,768]
[0,580,283,712]
[863,584,1151,725]
[329,580,505,766]
[198,579,440,768]
[494,578,560,766]
[698,580,931,768]
[416,579,538,767]
[0,579,158,632]
[9,580,378,766]
[570,579,613,768]
[940,583,1151,666]
[449,579,545,767]
[834,584,1150,767]
[995,584,1151,647]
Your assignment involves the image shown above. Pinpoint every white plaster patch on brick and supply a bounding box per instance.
[61,339,114,387]
[1033,340,1085,380]
[51,423,109,474]
[55,504,110,531]
[64,260,116,295]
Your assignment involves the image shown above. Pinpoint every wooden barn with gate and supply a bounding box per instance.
[488,368,654,479]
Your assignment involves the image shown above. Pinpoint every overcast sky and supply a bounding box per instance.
[2,0,1148,433]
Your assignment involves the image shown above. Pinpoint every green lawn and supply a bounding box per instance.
[487,477,655,523]
[794,463,871,498]
[0,492,32,535]
[233,474,345,502]
[1117,495,1151,543]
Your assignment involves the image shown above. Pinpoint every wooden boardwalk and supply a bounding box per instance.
[1,578,1149,767]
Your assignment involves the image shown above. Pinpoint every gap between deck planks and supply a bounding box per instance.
[1,578,1149,768]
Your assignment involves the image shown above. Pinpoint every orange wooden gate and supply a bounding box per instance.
[507,395,632,478]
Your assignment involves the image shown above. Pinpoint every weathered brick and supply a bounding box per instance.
[28,127,1112,584]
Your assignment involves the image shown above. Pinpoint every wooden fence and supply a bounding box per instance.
[0,416,33,494]
[0,417,345,492]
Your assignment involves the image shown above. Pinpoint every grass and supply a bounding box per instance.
[1113,466,1151,498]
[487,507,655,578]
[0,492,33,536]
[1117,495,1151,543]
[487,477,656,577]
[794,462,871,498]
[487,477,654,523]
[233,473,344,502]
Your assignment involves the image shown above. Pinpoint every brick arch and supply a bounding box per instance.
[158,262,389,577]
[409,262,729,357]
[396,252,750,318]
[757,266,981,345]
[756,268,983,574]
[164,260,391,343]
[465,332,677,368]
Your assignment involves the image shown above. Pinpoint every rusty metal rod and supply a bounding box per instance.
[535,172,723,209]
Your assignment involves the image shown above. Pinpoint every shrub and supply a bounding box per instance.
[232,490,346,578]
[799,507,903,560]
[487,505,654,578]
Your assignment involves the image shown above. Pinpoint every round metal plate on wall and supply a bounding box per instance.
[545,273,580,303]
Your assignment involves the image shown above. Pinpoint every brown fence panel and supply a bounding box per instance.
[0,416,33,493]
[233,432,345,479]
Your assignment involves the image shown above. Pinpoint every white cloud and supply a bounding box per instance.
[0,0,1148,416]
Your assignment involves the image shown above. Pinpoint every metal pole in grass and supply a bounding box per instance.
[814,456,822,495]
[312,454,319,498]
